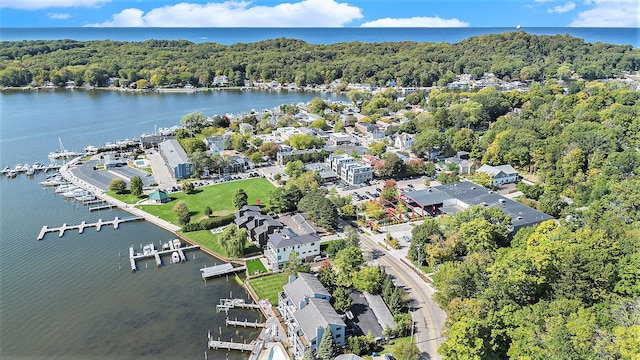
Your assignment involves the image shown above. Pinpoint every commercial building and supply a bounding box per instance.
[158,139,193,179]
[398,181,553,232]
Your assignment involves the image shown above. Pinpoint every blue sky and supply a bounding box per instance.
[0,0,638,27]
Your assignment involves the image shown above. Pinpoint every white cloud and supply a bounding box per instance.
[0,0,109,10]
[570,0,639,26]
[547,1,576,13]
[48,12,71,19]
[360,16,469,28]
[86,0,363,27]
[534,0,556,2]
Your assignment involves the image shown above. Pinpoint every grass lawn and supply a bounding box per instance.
[246,258,268,275]
[138,178,275,225]
[360,336,413,359]
[247,273,289,305]
[182,230,229,257]
[106,190,146,204]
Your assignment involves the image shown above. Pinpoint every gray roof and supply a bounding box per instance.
[283,272,330,309]
[294,298,345,341]
[158,139,190,169]
[477,164,517,176]
[363,293,397,330]
[402,181,553,230]
[269,232,320,249]
[335,355,365,360]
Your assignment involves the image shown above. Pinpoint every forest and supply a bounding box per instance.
[0,31,639,87]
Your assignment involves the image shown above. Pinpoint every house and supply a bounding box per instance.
[234,205,283,247]
[394,133,415,150]
[278,273,346,357]
[158,139,193,179]
[238,123,254,136]
[140,133,173,149]
[477,164,518,186]
[327,154,372,185]
[445,151,472,174]
[204,135,228,153]
[148,189,170,204]
[265,231,321,270]
[212,75,229,86]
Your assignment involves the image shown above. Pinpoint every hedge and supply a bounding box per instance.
[182,213,236,232]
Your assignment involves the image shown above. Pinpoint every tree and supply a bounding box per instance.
[378,152,405,178]
[109,178,127,194]
[288,133,322,150]
[179,137,207,154]
[302,349,315,360]
[189,150,215,177]
[333,120,345,133]
[233,188,248,209]
[204,206,212,217]
[130,175,143,197]
[334,246,365,286]
[182,181,195,194]
[332,287,352,313]
[180,111,207,135]
[284,160,305,178]
[369,141,387,156]
[219,225,247,258]
[283,250,310,275]
[172,200,190,225]
[364,201,386,220]
[343,225,360,248]
[380,179,398,201]
[317,326,338,360]
[394,340,419,360]
[353,266,383,294]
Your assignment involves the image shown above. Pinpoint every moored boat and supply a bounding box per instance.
[171,252,180,264]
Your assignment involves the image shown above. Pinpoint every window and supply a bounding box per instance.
[311,243,315,246]
[336,334,341,339]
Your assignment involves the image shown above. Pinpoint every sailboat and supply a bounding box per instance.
[48,137,82,160]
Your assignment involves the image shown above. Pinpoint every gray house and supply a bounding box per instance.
[158,139,192,179]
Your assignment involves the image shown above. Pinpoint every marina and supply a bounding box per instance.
[37,216,144,240]
[216,298,262,313]
[226,318,265,328]
[129,240,200,271]
[207,330,258,352]
[201,263,247,279]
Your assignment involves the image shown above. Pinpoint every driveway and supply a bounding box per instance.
[146,150,175,188]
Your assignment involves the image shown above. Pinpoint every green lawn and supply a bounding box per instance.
[246,258,268,275]
[247,273,289,305]
[181,230,263,258]
[106,190,146,204]
[138,178,275,225]
[182,230,229,257]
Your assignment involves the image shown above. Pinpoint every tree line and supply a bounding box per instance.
[1,32,638,87]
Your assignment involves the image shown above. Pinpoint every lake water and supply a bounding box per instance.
[0,89,345,359]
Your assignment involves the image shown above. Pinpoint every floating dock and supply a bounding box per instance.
[89,203,116,211]
[129,242,200,271]
[200,263,246,279]
[38,216,144,240]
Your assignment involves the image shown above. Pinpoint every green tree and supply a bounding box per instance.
[172,200,190,225]
[130,175,143,197]
[332,287,352,313]
[283,250,310,275]
[334,246,365,287]
[204,206,212,217]
[109,178,127,194]
[179,137,207,154]
[380,179,398,201]
[394,340,419,360]
[233,188,248,209]
[284,160,305,178]
[289,133,322,150]
[219,225,248,258]
[333,120,345,133]
[302,349,315,360]
[180,111,207,135]
[343,225,360,248]
[317,327,338,360]
[369,141,387,156]
[182,181,195,194]
[353,266,383,294]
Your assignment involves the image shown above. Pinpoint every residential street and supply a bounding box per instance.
[358,232,447,360]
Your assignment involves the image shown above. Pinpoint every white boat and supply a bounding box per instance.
[76,193,95,202]
[54,184,75,193]
[7,170,17,178]
[26,168,35,176]
[63,189,85,198]
[172,239,182,248]
[49,138,82,159]
[1,166,10,174]
[171,252,180,264]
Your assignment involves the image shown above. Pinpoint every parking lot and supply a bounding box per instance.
[333,176,441,205]
[70,159,156,191]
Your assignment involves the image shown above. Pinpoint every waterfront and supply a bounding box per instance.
[0,90,345,358]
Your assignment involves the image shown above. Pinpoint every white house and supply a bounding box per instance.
[477,164,518,186]
[394,133,415,150]
[266,231,321,271]
[212,75,229,86]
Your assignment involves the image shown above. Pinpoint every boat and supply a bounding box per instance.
[32,162,45,172]
[26,168,35,176]
[63,188,85,198]
[54,184,75,193]
[1,166,10,175]
[172,239,182,248]
[171,252,180,264]
[7,170,17,178]
[76,193,95,202]
[49,138,82,160]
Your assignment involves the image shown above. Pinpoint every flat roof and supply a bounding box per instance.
[402,181,553,230]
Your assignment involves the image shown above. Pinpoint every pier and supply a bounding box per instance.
[129,242,200,271]
[207,331,256,352]
[38,216,144,240]
[89,203,117,211]
[216,298,261,313]
[200,263,246,279]
[226,318,265,328]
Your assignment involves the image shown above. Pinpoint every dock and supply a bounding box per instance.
[89,203,116,211]
[200,263,246,279]
[38,216,144,240]
[129,243,200,271]
[226,318,265,328]
[207,331,256,352]
[216,298,261,313]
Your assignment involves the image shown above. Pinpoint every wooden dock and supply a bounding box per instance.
[129,243,200,271]
[216,298,261,313]
[89,203,116,211]
[226,318,265,328]
[38,216,144,240]
[207,331,255,352]
[200,263,247,279]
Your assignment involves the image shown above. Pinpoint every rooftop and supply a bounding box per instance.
[158,139,190,168]
[295,298,346,340]
[283,273,330,309]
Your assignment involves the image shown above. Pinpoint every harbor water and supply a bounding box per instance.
[0,89,345,359]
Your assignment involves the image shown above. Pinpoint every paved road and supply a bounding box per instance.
[359,233,447,360]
